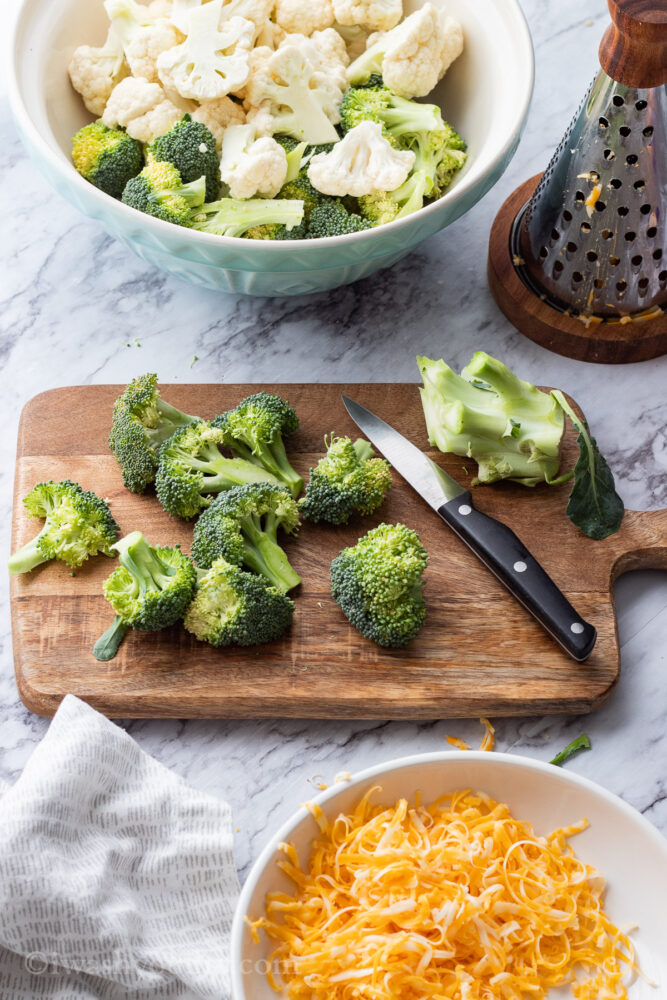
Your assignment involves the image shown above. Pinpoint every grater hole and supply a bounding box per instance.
[638,278,649,291]
[599,116,609,128]
[539,246,548,259]
[631,255,642,267]
[575,190,585,204]
[601,229,613,240]
[612,95,624,107]
[635,99,647,111]
[595,200,607,213]
[553,261,564,275]
[616,280,627,296]
[642,126,654,138]
[619,126,631,137]
[609,256,620,266]
[640,204,651,215]
[572,271,583,282]
[659,271,667,283]
[647,226,657,238]
[581,222,591,234]
[653,249,663,260]
[566,241,577,253]
[634,179,645,189]
[562,210,572,222]
[551,228,560,241]
[603,149,615,161]
[593,279,605,289]
[609,178,622,189]
[625,231,636,242]
[626,154,639,166]
[586,251,598,262]
[618,206,629,217]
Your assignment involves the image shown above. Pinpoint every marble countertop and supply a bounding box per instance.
[1,0,666,878]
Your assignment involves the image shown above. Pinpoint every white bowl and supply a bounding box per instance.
[9,0,533,296]
[231,752,667,999]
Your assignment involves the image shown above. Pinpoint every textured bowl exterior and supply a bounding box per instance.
[9,0,533,297]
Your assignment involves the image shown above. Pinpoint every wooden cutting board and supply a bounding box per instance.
[10,384,667,719]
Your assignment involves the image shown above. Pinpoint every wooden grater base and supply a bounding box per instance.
[487,174,667,364]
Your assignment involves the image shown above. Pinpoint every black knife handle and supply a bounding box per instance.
[438,492,597,662]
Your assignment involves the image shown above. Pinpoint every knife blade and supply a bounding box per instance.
[342,395,597,663]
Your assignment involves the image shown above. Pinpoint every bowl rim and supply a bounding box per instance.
[8,0,534,256]
[230,749,667,998]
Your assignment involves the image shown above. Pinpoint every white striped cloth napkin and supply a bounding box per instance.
[0,695,239,998]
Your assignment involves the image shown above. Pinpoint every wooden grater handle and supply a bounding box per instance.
[599,0,667,88]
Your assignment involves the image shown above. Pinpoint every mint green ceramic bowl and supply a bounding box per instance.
[9,0,533,297]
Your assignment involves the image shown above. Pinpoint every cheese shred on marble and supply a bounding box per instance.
[249,787,643,999]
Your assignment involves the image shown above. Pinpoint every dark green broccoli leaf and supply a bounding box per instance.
[550,734,591,767]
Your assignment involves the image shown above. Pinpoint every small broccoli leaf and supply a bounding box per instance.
[550,733,591,767]
[551,390,624,540]
[93,616,128,661]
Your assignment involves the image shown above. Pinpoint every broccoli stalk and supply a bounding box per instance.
[191,482,301,593]
[418,353,565,486]
[191,198,304,238]
[330,522,428,648]
[109,373,200,493]
[155,421,281,520]
[9,480,119,575]
[94,531,197,659]
[184,557,294,647]
[300,435,392,524]
[213,392,303,497]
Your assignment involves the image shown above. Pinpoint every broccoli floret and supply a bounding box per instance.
[330,523,428,648]
[109,373,200,493]
[191,482,301,593]
[307,199,373,237]
[191,198,304,237]
[150,114,220,202]
[155,420,281,520]
[300,436,392,524]
[9,480,119,575]
[71,121,143,198]
[245,220,308,241]
[94,530,197,660]
[122,159,206,226]
[212,392,303,497]
[184,557,294,647]
[277,174,321,221]
[417,352,565,486]
[359,169,431,225]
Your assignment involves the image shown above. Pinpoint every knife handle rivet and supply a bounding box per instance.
[458,504,472,515]
[571,622,585,634]
[513,561,528,573]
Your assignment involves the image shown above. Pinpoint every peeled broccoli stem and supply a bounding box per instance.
[93,616,129,661]
[171,439,277,493]
[228,435,303,498]
[239,512,301,593]
[192,198,304,238]
[8,526,50,575]
[115,531,179,593]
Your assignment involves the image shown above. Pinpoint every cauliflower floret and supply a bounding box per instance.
[220,123,288,198]
[274,0,334,35]
[347,3,463,98]
[157,0,254,100]
[148,0,173,15]
[68,26,130,117]
[332,0,401,33]
[333,22,369,60]
[254,20,287,49]
[102,76,183,143]
[172,0,273,33]
[191,96,246,149]
[307,120,414,196]
[244,36,345,143]
[104,0,182,83]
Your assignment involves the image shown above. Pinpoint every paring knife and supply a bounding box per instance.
[342,396,597,663]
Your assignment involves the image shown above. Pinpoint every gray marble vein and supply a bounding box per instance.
[0,0,665,884]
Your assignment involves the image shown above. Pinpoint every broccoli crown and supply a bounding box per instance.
[103,530,196,630]
[330,522,427,648]
[417,352,565,486]
[300,436,392,524]
[108,372,199,494]
[150,114,220,202]
[9,479,120,575]
[122,160,206,226]
[72,121,143,198]
[155,420,281,520]
[359,169,430,226]
[308,199,373,238]
[191,482,301,593]
[277,174,322,222]
[342,84,467,199]
[191,198,304,237]
[184,557,294,647]
[213,392,303,497]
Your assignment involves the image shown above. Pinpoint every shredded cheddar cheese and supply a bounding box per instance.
[251,787,642,1000]
[480,717,495,751]
[445,736,469,750]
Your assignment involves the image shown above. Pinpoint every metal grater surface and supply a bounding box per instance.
[513,70,667,318]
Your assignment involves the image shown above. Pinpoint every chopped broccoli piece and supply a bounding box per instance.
[550,734,592,767]
[122,159,206,226]
[191,481,301,592]
[330,522,428,648]
[71,121,143,198]
[340,84,467,198]
[213,392,303,498]
[109,372,200,493]
[308,199,373,237]
[9,480,119,575]
[184,557,294,647]
[94,530,197,659]
[300,436,392,524]
[417,353,565,486]
[359,169,431,225]
[277,174,322,221]
[149,114,220,202]
[155,420,281,520]
[191,198,304,237]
